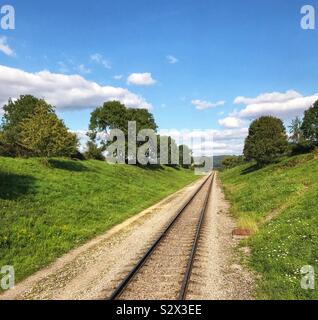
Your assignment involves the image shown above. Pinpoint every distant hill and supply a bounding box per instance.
[193,155,233,169]
[213,155,228,168]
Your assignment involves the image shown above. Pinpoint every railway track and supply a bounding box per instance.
[109,172,214,300]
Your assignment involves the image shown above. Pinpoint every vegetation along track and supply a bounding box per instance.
[109,172,214,300]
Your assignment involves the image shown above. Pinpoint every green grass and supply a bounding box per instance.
[0,157,199,286]
[220,151,318,300]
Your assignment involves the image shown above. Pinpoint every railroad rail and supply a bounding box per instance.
[109,172,214,300]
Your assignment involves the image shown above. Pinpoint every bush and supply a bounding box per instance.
[222,156,244,169]
[289,141,315,156]
[84,141,105,161]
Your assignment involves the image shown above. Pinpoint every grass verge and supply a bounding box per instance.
[0,157,199,286]
[220,152,318,300]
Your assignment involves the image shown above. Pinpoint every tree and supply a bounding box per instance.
[158,135,179,167]
[19,101,78,158]
[301,100,318,145]
[244,116,288,165]
[0,131,7,156]
[179,145,193,169]
[1,95,54,156]
[289,117,304,144]
[84,141,105,161]
[88,101,157,163]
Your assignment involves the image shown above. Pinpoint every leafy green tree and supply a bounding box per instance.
[19,102,78,158]
[244,116,288,165]
[84,141,105,161]
[1,95,54,156]
[88,101,157,163]
[301,100,318,145]
[289,117,304,144]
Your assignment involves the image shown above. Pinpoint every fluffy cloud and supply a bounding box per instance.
[0,36,15,57]
[166,55,178,64]
[235,90,318,119]
[192,99,225,110]
[90,53,111,69]
[218,116,245,129]
[0,65,152,110]
[159,128,247,156]
[127,73,156,86]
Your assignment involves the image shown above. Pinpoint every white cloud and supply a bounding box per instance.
[166,55,178,64]
[127,73,156,86]
[234,90,302,105]
[77,64,91,74]
[0,36,15,57]
[191,99,225,110]
[0,64,152,110]
[90,53,111,69]
[218,116,245,129]
[159,128,248,156]
[235,90,318,119]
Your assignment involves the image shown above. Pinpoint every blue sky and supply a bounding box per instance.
[0,0,317,154]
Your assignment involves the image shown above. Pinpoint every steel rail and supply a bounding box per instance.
[109,172,213,300]
[178,173,214,300]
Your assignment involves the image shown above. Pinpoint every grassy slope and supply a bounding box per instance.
[220,152,318,300]
[0,157,199,284]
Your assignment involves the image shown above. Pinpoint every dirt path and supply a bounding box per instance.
[0,173,253,300]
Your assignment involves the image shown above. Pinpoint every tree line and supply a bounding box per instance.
[0,95,193,168]
[222,99,318,169]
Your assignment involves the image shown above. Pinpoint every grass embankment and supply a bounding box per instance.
[0,157,199,285]
[220,152,318,300]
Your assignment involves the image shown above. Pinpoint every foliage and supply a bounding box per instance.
[301,100,318,145]
[84,141,105,161]
[18,102,78,158]
[244,116,288,165]
[222,155,244,169]
[178,144,193,169]
[0,157,198,286]
[289,116,304,144]
[0,95,54,157]
[158,135,179,167]
[88,101,158,163]
[289,141,315,156]
[89,100,157,141]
